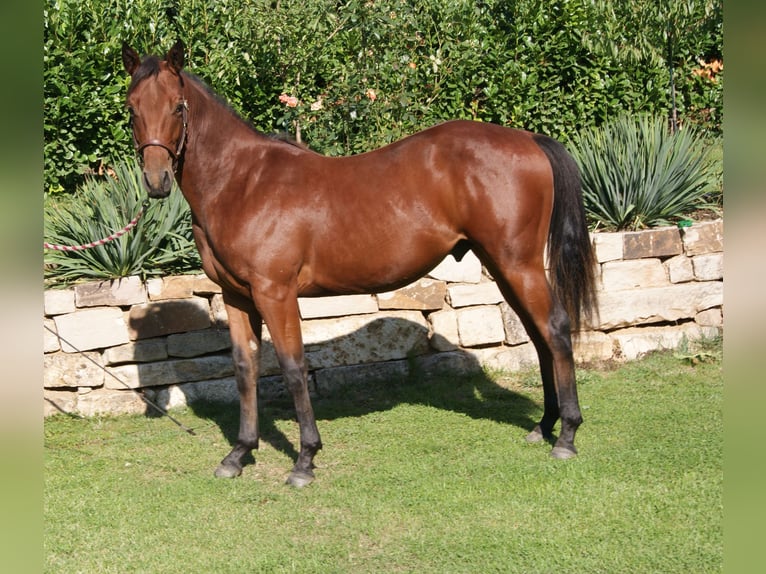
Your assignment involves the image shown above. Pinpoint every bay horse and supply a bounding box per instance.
[122,40,597,487]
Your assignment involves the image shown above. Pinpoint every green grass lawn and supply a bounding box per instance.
[44,342,722,573]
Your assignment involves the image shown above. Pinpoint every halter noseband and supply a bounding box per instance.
[133,99,189,173]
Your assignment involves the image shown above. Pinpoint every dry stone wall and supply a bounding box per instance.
[44,220,723,417]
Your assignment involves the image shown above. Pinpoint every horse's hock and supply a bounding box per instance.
[44,220,723,417]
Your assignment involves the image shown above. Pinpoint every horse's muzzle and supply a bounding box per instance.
[140,145,174,198]
[143,168,173,198]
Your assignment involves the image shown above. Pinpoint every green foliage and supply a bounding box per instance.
[44,159,200,285]
[571,114,721,230]
[44,0,723,194]
[674,333,723,366]
[581,0,723,135]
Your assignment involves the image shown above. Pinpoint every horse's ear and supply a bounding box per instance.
[166,40,185,74]
[122,42,141,75]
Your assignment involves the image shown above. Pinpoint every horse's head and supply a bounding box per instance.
[122,40,188,198]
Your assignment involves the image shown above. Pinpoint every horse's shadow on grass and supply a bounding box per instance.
[147,317,547,470]
[196,364,543,467]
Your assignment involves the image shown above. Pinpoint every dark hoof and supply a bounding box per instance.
[285,470,315,488]
[214,462,243,478]
[525,429,545,444]
[550,446,577,460]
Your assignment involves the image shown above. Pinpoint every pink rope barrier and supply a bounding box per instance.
[44,201,149,252]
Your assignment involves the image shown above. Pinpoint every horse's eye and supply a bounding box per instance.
[174,103,185,115]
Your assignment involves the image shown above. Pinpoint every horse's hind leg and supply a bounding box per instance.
[525,342,559,445]
[214,291,262,478]
[494,265,583,459]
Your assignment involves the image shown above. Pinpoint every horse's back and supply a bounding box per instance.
[325,120,555,239]
[319,120,549,204]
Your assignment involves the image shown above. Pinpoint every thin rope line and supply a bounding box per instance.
[44,200,150,252]
[44,323,197,435]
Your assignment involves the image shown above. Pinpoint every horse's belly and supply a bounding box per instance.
[309,234,460,295]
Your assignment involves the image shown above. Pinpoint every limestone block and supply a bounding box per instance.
[74,276,146,308]
[183,377,240,403]
[147,377,240,409]
[127,297,211,340]
[299,310,421,344]
[210,294,228,326]
[682,220,723,255]
[612,323,720,360]
[500,303,530,345]
[448,281,504,308]
[256,373,316,399]
[456,305,505,347]
[300,310,429,369]
[54,307,130,352]
[600,259,668,291]
[377,278,446,311]
[104,362,163,389]
[470,343,539,372]
[692,253,723,281]
[573,331,614,363]
[257,333,281,376]
[259,374,299,399]
[103,339,168,366]
[44,389,78,416]
[665,255,694,284]
[596,282,723,330]
[695,308,723,327]
[298,294,378,319]
[167,329,232,358]
[104,354,235,389]
[76,387,147,416]
[414,350,484,377]
[623,227,682,259]
[145,384,189,411]
[428,309,460,351]
[591,232,623,263]
[147,275,197,300]
[427,250,482,283]
[44,288,75,316]
[44,318,60,353]
[180,373,289,402]
[611,325,682,360]
[144,278,162,297]
[193,274,222,295]
[315,360,409,395]
[44,351,105,388]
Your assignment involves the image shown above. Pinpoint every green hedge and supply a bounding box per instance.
[44,0,722,194]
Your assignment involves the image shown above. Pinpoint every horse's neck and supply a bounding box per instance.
[178,83,269,211]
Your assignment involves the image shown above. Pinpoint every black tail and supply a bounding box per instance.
[533,134,598,333]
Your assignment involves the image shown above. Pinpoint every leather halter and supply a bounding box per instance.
[132,99,188,173]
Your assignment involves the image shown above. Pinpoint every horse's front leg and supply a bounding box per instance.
[257,288,322,487]
[214,291,262,478]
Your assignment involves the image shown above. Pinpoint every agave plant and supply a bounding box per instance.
[44,159,201,285]
[570,114,720,230]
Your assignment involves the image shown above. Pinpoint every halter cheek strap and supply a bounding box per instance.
[133,99,188,173]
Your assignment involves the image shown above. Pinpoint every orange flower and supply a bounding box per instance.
[279,93,299,107]
[692,59,723,83]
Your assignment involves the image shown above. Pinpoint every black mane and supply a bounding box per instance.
[185,71,311,150]
[129,53,309,150]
